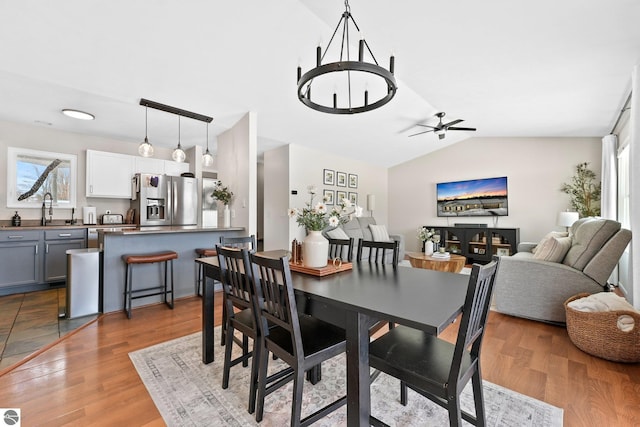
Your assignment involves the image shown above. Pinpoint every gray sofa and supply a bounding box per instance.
[322,217,405,263]
[493,217,632,324]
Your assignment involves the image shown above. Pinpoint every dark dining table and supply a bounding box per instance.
[196,252,470,427]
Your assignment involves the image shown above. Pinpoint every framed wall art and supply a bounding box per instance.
[323,189,335,205]
[348,173,358,189]
[336,171,347,187]
[336,190,347,203]
[323,169,335,185]
[348,192,358,205]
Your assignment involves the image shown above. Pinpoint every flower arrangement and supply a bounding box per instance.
[289,185,354,231]
[417,226,436,242]
[212,181,233,206]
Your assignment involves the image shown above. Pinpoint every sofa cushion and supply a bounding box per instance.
[369,224,391,242]
[341,217,366,240]
[563,218,621,271]
[533,236,572,262]
[356,217,376,241]
[326,227,350,240]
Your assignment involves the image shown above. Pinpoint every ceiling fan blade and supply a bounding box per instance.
[414,124,438,129]
[408,129,434,137]
[443,119,463,128]
[447,126,477,131]
[438,133,446,140]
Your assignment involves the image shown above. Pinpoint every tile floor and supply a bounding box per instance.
[0,289,98,370]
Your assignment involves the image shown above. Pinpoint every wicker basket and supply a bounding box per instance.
[565,293,640,363]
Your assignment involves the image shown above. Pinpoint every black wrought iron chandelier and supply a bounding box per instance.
[297,0,397,114]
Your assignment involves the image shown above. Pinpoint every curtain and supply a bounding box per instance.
[601,134,618,220]
[630,65,640,308]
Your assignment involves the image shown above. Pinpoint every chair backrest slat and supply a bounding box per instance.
[216,246,254,313]
[356,239,399,267]
[449,258,499,387]
[328,237,354,262]
[249,253,303,359]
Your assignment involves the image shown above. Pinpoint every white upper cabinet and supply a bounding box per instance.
[134,157,165,175]
[165,161,190,176]
[86,150,135,198]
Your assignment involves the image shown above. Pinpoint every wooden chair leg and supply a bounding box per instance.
[242,335,249,367]
[291,369,305,426]
[447,395,462,427]
[471,371,486,425]
[222,324,235,389]
[400,381,408,406]
[255,347,270,422]
[248,337,262,414]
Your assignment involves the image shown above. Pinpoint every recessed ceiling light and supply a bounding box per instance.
[61,109,95,120]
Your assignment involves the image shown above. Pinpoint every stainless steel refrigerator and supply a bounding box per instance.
[131,173,198,226]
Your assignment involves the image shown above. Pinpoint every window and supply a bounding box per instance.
[617,144,630,229]
[6,147,77,209]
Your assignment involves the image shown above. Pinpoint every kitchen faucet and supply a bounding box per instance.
[41,192,53,226]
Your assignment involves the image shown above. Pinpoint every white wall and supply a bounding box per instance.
[389,137,602,252]
[263,145,290,251]
[0,120,179,223]
[262,143,388,250]
[216,112,257,236]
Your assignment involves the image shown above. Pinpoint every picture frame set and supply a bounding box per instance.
[496,248,510,256]
[323,169,358,206]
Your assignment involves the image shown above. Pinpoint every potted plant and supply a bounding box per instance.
[212,182,233,227]
[560,162,601,218]
[288,185,354,267]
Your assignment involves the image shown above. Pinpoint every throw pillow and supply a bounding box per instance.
[369,224,391,242]
[532,231,569,254]
[533,235,572,262]
[326,227,350,240]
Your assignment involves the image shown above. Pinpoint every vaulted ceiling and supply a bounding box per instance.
[1,0,639,167]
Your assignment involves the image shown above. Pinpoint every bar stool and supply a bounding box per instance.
[122,250,178,319]
[195,248,217,296]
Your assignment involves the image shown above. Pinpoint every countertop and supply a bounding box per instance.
[100,226,245,235]
[0,224,136,230]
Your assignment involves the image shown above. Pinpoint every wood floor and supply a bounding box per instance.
[1,293,639,426]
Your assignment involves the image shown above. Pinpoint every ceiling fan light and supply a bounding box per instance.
[435,128,446,136]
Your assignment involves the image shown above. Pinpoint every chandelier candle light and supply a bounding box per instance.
[296,0,397,114]
[289,185,355,267]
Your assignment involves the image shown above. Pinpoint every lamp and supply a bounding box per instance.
[61,109,95,120]
[367,194,375,217]
[172,116,186,163]
[202,122,214,167]
[296,0,397,114]
[138,105,154,157]
[557,211,579,231]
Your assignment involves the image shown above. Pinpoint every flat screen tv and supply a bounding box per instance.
[436,176,508,217]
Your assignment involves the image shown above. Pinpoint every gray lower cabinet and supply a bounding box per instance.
[44,229,87,283]
[0,230,42,288]
[0,228,87,292]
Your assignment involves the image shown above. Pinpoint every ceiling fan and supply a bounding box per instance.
[409,112,476,140]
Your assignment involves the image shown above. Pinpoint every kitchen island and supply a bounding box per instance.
[99,226,244,313]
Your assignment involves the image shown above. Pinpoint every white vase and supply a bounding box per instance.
[424,240,434,256]
[223,205,231,228]
[303,230,329,268]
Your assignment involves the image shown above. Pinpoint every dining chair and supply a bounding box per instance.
[220,234,257,251]
[216,245,260,414]
[368,258,500,427]
[328,237,354,262]
[249,252,347,426]
[356,239,399,267]
[219,234,257,345]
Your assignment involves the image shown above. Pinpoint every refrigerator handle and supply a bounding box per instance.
[167,179,173,224]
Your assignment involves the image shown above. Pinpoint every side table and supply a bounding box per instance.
[407,251,466,273]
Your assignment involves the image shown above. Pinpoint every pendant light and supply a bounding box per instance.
[172,115,186,163]
[202,122,214,167]
[138,105,154,157]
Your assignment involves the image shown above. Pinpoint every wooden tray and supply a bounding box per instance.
[289,260,353,277]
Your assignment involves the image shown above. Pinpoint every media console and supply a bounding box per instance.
[423,225,520,265]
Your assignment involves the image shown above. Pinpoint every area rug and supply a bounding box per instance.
[130,329,562,426]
